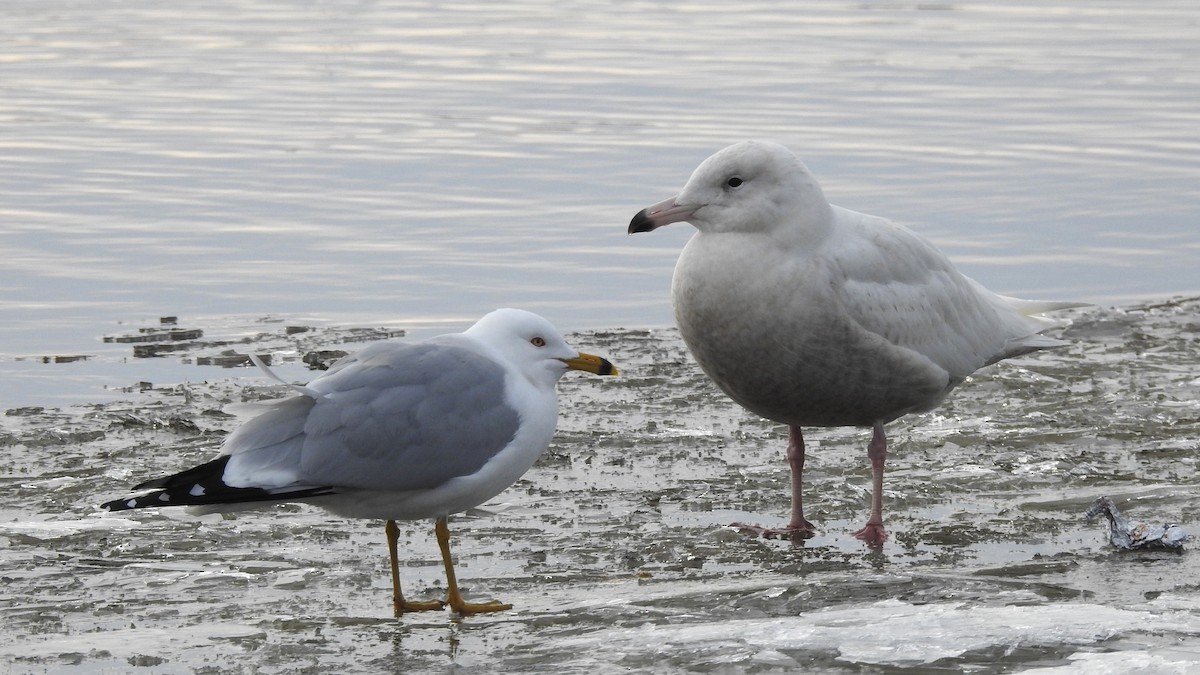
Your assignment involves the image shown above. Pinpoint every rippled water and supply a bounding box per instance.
[2,298,1198,673]
[2,0,1199,406]
[1,1,1199,672]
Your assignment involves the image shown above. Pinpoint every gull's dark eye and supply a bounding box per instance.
[726,176,744,189]
[530,336,546,347]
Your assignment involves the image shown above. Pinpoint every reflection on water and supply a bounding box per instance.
[3,3,1198,361]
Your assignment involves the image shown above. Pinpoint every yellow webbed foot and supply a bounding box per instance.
[393,597,445,616]
[448,597,511,616]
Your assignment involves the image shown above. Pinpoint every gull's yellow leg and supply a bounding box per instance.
[385,519,443,616]
[435,516,511,615]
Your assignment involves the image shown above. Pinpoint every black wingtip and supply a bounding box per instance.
[101,456,249,512]
[100,491,173,512]
[100,455,336,512]
[100,496,139,512]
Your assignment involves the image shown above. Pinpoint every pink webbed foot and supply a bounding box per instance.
[851,520,886,547]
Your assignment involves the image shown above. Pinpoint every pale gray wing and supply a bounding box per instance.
[828,211,1042,379]
[223,339,521,493]
[218,395,317,489]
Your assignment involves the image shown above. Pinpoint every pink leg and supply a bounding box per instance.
[731,426,817,538]
[851,423,887,546]
[784,426,816,531]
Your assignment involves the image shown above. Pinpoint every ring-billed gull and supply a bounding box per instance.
[628,141,1083,546]
[102,308,617,615]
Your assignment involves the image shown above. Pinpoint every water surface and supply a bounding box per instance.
[2,0,1199,406]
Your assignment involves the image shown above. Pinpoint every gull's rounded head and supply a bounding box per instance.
[678,141,831,236]
[465,308,616,386]
[627,141,835,241]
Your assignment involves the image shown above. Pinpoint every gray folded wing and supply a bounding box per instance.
[220,339,521,493]
[830,213,1066,380]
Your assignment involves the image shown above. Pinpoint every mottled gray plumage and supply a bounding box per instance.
[629,141,1084,544]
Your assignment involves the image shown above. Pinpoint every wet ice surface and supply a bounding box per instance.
[2,298,1199,673]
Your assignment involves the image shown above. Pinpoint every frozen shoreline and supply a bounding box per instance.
[2,298,1198,673]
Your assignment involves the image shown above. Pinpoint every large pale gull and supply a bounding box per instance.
[628,140,1083,546]
[102,308,617,615]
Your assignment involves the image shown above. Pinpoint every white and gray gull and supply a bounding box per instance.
[628,140,1082,545]
[102,308,617,615]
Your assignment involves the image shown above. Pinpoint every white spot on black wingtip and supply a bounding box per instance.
[157,493,170,502]
[189,484,206,497]
[125,499,136,509]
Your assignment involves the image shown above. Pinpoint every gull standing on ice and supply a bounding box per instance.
[102,308,617,615]
[628,141,1082,545]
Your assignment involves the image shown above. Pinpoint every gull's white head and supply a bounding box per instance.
[628,141,833,241]
[465,308,616,387]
